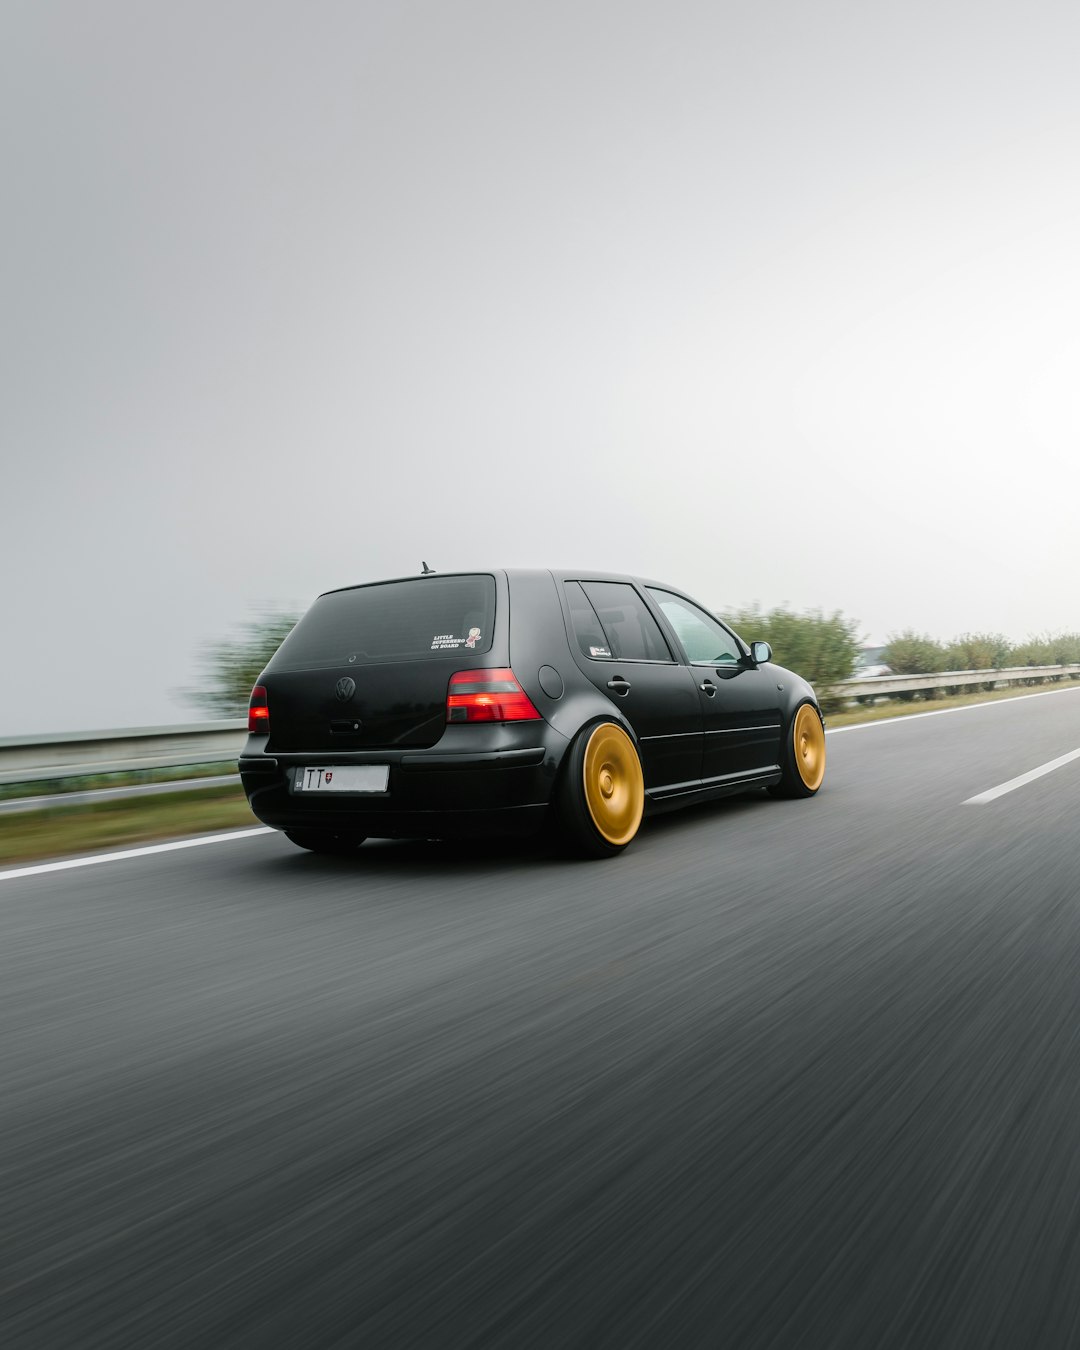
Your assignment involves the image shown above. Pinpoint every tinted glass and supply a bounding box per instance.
[579,581,672,662]
[270,575,496,669]
[648,591,743,664]
[565,582,613,659]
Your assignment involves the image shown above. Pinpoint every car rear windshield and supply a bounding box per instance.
[269,575,497,670]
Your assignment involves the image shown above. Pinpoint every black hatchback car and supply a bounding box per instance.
[239,569,826,858]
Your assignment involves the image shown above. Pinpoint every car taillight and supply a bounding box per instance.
[446,669,542,723]
[248,685,269,733]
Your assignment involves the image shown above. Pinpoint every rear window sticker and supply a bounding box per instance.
[465,627,482,648]
[431,633,466,650]
[589,645,612,657]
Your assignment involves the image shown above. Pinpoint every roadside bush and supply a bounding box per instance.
[1051,633,1080,665]
[1010,637,1055,667]
[187,610,301,717]
[1010,632,1080,668]
[882,631,948,700]
[883,632,946,675]
[876,628,1080,703]
[942,632,1011,672]
[729,607,860,711]
[940,632,1010,692]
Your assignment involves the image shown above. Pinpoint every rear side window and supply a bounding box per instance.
[270,575,496,669]
[565,581,672,662]
[565,582,613,659]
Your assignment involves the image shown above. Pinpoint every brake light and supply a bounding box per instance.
[248,685,269,733]
[447,669,542,723]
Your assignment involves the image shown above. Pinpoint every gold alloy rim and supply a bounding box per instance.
[583,723,644,846]
[793,704,826,791]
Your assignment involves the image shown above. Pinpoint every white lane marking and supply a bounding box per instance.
[0,827,274,882]
[963,748,1080,805]
[826,685,1080,735]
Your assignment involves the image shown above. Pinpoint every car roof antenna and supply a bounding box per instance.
[421,560,436,575]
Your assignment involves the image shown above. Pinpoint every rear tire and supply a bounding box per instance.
[284,830,367,855]
[558,721,645,858]
[768,701,826,798]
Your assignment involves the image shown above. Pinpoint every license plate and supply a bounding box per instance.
[293,766,389,794]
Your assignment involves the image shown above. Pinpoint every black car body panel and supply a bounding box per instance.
[239,568,821,842]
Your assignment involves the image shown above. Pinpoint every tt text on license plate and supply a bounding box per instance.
[294,766,389,793]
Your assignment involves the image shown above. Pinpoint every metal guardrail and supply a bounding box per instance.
[840,665,1080,699]
[0,721,247,786]
[2,665,1079,787]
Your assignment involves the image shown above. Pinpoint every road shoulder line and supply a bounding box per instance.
[0,827,274,882]
[963,748,1080,805]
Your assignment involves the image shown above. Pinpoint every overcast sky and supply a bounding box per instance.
[4,1,1079,734]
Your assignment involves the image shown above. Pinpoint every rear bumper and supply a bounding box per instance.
[239,726,569,840]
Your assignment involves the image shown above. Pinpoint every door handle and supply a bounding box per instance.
[700,679,717,696]
[606,677,631,695]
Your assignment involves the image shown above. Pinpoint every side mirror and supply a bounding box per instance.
[750,640,772,665]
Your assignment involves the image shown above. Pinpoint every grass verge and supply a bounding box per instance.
[0,784,259,866]
[825,680,1080,728]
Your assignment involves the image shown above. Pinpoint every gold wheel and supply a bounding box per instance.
[582,723,644,847]
[792,704,826,792]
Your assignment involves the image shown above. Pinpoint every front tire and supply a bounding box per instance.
[769,701,826,798]
[284,830,367,855]
[558,721,645,858]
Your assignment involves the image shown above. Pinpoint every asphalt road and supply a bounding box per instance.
[5,690,1080,1347]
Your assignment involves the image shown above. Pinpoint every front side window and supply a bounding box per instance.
[647,591,743,665]
[572,581,672,662]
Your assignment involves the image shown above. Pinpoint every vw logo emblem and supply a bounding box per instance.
[335,677,356,702]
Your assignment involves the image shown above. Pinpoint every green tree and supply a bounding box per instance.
[187,611,300,717]
[729,606,860,710]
